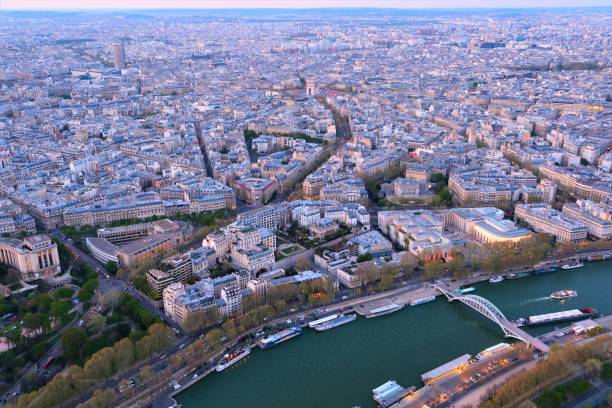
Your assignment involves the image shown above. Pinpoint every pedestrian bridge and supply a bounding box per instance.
[433,283,550,353]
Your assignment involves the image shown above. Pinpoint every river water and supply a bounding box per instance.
[177,261,612,408]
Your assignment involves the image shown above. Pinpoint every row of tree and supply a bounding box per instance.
[420,233,555,281]
[354,252,418,291]
[7,323,176,408]
[182,276,336,340]
[479,334,612,408]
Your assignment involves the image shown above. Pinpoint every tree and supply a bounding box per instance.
[583,358,602,379]
[52,287,75,300]
[146,323,175,353]
[31,293,52,313]
[83,347,116,379]
[78,278,99,302]
[379,264,396,291]
[399,252,417,273]
[116,267,129,280]
[112,338,135,371]
[105,261,118,275]
[23,313,49,335]
[182,307,219,332]
[294,255,312,272]
[204,328,223,350]
[355,260,378,288]
[221,319,238,339]
[557,242,576,257]
[61,327,88,362]
[356,253,374,263]
[89,388,115,408]
[423,260,445,280]
[448,252,467,278]
[429,172,446,184]
[437,186,453,206]
[98,289,122,310]
[85,314,106,335]
[50,299,71,322]
[139,365,155,384]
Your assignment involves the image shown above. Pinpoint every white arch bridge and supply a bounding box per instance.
[433,283,550,353]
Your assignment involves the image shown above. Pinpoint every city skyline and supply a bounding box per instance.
[2,0,612,10]
[0,4,611,408]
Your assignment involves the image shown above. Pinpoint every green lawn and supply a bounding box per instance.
[280,245,301,255]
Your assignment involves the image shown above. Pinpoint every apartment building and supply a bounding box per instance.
[562,200,612,239]
[515,203,588,242]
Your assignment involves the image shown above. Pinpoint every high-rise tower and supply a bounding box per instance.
[112,42,127,69]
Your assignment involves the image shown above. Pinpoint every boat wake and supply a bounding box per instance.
[520,297,549,305]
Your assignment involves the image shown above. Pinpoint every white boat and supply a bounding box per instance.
[561,262,584,270]
[476,343,510,360]
[550,289,577,300]
[366,303,404,318]
[489,276,504,284]
[215,347,251,372]
[457,287,476,294]
[410,296,436,306]
[313,314,357,331]
[308,314,339,329]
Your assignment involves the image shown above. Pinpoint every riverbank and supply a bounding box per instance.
[174,259,612,408]
[449,315,612,408]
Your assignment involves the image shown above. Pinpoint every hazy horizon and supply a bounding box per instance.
[2,0,611,11]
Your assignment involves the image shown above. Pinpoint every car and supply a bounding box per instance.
[173,383,182,390]
[342,295,348,300]
[160,354,167,359]
[192,373,199,379]
[178,343,185,349]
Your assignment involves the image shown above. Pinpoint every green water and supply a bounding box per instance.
[177,261,612,408]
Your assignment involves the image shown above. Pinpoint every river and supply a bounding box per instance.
[176,261,612,408]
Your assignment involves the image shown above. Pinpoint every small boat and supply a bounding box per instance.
[457,287,476,294]
[506,272,530,280]
[410,295,437,307]
[550,289,577,300]
[561,262,584,270]
[534,267,558,275]
[489,276,504,284]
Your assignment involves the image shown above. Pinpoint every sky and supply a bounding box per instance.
[2,0,611,10]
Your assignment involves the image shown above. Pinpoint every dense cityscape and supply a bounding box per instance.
[0,5,611,408]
